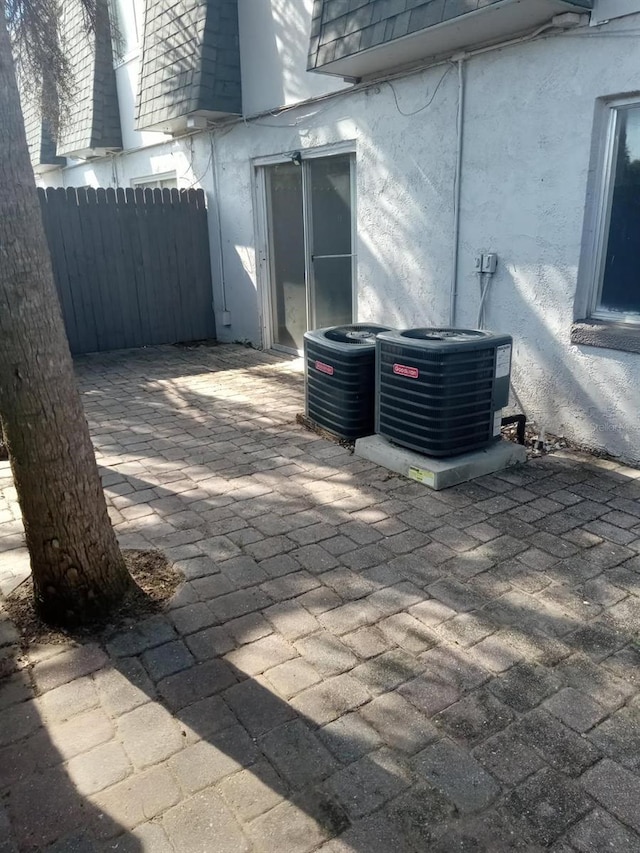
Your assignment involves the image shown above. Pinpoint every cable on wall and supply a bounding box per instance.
[386,63,454,117]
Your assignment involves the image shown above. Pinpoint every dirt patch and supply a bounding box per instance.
[499,421,614,461]
[123,548,182,604]
[295,413,355,451]
[4,549,183,647]
[172,339,218,349]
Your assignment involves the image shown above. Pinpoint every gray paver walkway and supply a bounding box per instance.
[1,343,640,852]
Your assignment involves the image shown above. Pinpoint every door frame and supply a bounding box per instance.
[253,141,357,354]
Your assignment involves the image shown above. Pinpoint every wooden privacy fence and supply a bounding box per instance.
[38,186,216,355]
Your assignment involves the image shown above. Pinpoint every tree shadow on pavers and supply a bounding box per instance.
[94,528,640,852]
[74,344,302,385]
[76,350,305,464]
[98,457,640,732]
[100,454,640,685]
[101,600,638,853]
[100,633,531,853]
[75,346,306,464]
[4,565,640,853]
[0,645,143,853]
[80,348,639,586]
[16,348,640,846]
[76,350,374,500]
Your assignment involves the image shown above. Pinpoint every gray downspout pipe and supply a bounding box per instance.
[449,56,465,327]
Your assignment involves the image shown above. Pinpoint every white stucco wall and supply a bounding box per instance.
[38,139,200,190]
[237,0,348,116]
[39,14,640,462]
[456,28,640,463]
[207,66,460,346]
[111,0,170,152]
[114,55,171,151]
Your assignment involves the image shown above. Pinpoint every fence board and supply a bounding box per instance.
[133,187,158,346]
[173,189,194,343]
[38,186,216,354]
[71,187,100,354]
[38,189,77,349]
[186,189,215,343]
[86,188,113,351]
[159,187,180,344]
[117,187,145,345]
[59,188,86,352]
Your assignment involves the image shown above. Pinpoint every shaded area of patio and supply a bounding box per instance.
[1,343,639,852]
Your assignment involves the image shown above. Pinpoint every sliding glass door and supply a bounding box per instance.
[264,153,355,352]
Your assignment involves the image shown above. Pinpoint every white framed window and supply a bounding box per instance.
[131,173,178,190]
[590,99,640,324]
[109,0,144,63]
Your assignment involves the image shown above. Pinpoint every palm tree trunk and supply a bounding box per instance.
[0,18,134,624]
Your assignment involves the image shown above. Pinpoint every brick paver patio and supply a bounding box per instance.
[1,344,639,852]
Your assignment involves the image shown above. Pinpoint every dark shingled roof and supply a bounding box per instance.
[135,0,242,131]
[21,90,65,170]
[56,0,122,157]
[308,0,594,70]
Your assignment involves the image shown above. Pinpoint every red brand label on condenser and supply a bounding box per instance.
[393,363,419,379]
[315,360,334,376]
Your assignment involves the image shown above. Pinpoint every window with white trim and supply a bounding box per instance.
[131,173,178,190]
[109,0,144,61]
[592,101,640,324]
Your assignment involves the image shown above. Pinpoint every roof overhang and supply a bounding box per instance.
[33,161,65,174]
[55,147,122,160]
[311,0,591,80]
[136,109,240,136]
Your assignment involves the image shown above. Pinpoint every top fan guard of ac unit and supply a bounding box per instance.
[317,325,388,346]
[375,328,513,458]
[304,324,394,440]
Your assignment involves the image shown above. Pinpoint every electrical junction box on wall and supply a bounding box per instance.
[475,253,498,274]
[481,253,498,274]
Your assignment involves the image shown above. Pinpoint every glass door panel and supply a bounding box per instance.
[265,162,306,350]
[263,153,354,352]
[309,155,353,329]
[313,257,352,328]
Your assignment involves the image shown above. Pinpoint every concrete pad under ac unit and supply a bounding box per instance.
[354,436,527,491]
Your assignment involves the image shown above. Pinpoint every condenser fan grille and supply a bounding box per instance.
[401,328,488,342]
[324,325,388,344]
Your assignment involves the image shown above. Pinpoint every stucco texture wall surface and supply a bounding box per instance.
[41,14,640,461]
[456,31,640,463]
[238,0,347,115]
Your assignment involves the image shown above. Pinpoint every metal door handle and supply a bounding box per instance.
[311,253,354,260]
